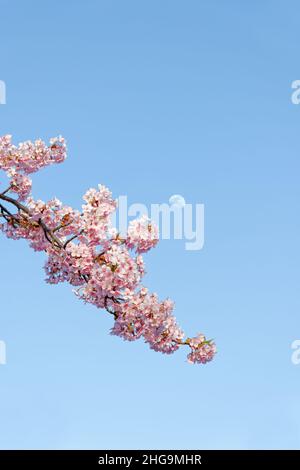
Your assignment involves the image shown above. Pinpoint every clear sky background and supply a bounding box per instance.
[1,0,300,450]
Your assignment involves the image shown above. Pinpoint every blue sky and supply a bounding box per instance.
[1,0,300,449]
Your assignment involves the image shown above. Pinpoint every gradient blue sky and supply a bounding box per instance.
[1,0,300,450]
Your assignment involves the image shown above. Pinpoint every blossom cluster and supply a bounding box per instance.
[187,334,217,364]
[0,135,66,200]
[0,135,216,364]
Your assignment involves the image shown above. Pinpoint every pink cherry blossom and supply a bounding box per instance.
[0,135,216,365]
[8,170,32,201]
[126,215,159,253]
[187,334,217,364]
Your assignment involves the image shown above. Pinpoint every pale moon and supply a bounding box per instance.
[169,194,186,208]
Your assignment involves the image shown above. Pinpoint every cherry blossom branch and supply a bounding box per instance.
[0,185,12,196]
[64,230,84,248]
[0,192,64,249]
[53,220,74,232]
[0,191,30,214]
[0,134,216,364]
[0,202,17,223]
[0,192,121,318]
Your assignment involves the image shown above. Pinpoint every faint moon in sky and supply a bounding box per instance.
[169,194,186,208]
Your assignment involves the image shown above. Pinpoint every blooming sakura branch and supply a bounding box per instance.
[0,135,216,364]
